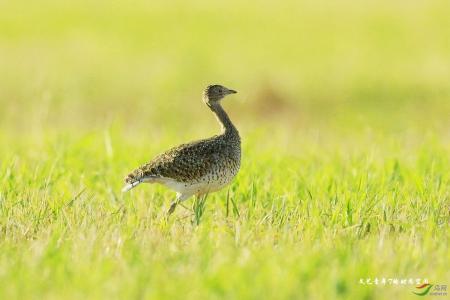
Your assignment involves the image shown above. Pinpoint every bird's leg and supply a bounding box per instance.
[167,199,179,215]
[167,193,188,216]
[178,203,190,210]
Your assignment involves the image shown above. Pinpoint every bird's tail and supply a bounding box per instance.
[122,169,158,192]
[121,179,143,192]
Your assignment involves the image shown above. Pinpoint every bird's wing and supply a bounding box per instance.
[125,136,223,184]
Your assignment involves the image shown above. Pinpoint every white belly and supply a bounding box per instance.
[159,169,237,197]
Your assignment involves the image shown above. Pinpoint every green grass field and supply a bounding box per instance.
[0,0,449,299]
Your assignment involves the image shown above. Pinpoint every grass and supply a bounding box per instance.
[0,0,449,299]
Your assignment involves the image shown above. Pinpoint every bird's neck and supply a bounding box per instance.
[209,102,238,135]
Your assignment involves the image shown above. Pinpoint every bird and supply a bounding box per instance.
[122,84,241,215]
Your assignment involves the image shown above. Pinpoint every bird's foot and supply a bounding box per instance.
[167,201,178,216]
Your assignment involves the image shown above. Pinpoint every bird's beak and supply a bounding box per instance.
[227,89,237,94]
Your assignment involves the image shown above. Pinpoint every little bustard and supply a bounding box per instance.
[122,84,241,214]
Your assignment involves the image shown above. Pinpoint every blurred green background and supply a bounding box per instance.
[1,0,449,135]
[0,1,449,299]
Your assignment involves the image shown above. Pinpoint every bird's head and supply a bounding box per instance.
[203,84,237,106]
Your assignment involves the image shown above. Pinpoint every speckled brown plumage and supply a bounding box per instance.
[122,84,241,214]
[125,132,240,184]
